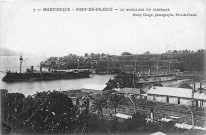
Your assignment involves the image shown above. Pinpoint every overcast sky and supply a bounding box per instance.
[0,0,205,57]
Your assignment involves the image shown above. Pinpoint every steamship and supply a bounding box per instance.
[2,55,92,82]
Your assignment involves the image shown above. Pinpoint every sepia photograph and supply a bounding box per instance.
[0,0,205,134]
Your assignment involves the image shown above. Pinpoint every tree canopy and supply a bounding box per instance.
[121,52,133,55]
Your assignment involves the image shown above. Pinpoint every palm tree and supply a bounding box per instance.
[108,93,127,116]
[179,83,193,89]
[90,97,107,118]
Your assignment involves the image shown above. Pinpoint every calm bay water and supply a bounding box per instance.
[0,56,114,96]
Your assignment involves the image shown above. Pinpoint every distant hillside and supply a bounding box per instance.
[41,49,205,72]
[176,50,205,71]
[0,47,18,56]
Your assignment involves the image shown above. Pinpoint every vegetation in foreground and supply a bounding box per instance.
[1,89,189,135]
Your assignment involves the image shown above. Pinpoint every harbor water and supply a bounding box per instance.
[0,56,114,96]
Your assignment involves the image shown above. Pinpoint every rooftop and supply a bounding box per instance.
[115,113,132,119]
[114,87,143,95]
[150,131,167,135]
[194,91,206,100]
[147,86,193,98]
[81,84,107,91]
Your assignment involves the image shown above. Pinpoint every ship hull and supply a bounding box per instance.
[2,70,92,82]
[138,74,176,83]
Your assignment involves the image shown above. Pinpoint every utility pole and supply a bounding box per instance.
[168,59,171,74]
[107,60,110,73]
[58,57,60,70]
[133,71,135,88]
[192,82,195,106]
[184,105,195,126]
[135,60,137,72]
[128,94,136,114]
[157,53,160,75]
[180,82,195,127]
[135,54,137,72]
[133,54,138,87]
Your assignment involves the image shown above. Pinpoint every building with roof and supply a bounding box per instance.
[114,87,145,99]
[194,91,206,107]
[115,113,132,119]
[147,86,193,106]
[81,84,107,94]
[147,86,206,107]
[114,87,142,94]
[150,131,167,135]
[181,128,206,135]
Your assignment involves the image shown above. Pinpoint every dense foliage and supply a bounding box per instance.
[179,83,193,89]
[121,52,133,55]
[41,50,205,73]
[105,72,143,90]
[0,90,189,134]
[108,94,128,115]
[90,97,107,118]
[1,90,77,134]
[175,50,205,71]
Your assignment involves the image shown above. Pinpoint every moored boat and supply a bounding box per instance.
[2,55,92,82]
[2,69,92,82]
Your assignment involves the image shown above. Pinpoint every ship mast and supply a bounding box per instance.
[19,53,23,73]
[19,52,29,73]
[157,53,160,75]
[77,58,80,69]
[168,54,172,74]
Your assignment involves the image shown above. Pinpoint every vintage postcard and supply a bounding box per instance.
[0,0,205,134]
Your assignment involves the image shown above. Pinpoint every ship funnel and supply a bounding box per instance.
[30,66,34,73]
[48,66,51,72]
[40,66,42,72]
